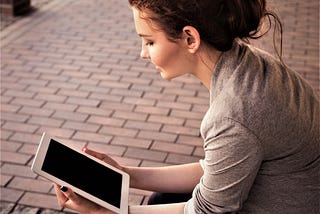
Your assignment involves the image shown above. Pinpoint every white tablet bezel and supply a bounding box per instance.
[31,132,129,214]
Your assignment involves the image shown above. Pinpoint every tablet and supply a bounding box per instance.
[31,132,130,214]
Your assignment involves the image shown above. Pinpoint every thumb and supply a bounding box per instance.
[60,186,80,204]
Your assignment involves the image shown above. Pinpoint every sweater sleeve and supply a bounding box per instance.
[185,119,263,213]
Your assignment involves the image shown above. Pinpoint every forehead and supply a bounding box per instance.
[132,7,160,35]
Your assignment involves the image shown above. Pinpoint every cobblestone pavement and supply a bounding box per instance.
[0,0,54,30]
[0,0,319,213]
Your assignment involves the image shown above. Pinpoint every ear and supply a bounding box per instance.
[182,26,201,54]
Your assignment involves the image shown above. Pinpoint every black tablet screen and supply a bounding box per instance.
[42,139,122,208]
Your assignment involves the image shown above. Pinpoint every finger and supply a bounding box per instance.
[83,147,106,160]
[53,184,68,207]
[83,147,122,170]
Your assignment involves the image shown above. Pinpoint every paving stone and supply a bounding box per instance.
[9,204,40,214]
[148,115,185,126]
[111,136,152,149]
[125,148,167,162]
[87,115,125,127]
[72,131,112,144]
[0,174,13,186]
[151,141,194,155]
[162,125,200,137]
[100,127,139,138]
[124,120,162,132]
[0,201,15,214]
[0,187,24,202]
[0,141,22,152]
[166,153,202,165]
[1,151,31,165]
[19,192,60,210]
[138,130,178,142]
[8,177,52,193]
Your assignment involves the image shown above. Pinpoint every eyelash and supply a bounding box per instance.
[145,41,154,46]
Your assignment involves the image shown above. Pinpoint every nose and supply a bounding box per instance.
[140,45,150,59]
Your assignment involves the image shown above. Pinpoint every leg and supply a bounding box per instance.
[147,192,193,205]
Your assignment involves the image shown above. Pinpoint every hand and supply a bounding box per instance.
[53,184,114,214]
[83,147,124,171]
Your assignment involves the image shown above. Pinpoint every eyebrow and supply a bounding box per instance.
[138,33,152,38]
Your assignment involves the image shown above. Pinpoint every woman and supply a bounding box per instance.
[54,0,319,213]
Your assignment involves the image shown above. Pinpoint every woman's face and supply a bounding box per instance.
[132,8,193,80]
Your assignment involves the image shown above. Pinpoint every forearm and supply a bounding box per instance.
[95,202,186,214]
[129,202,185,214]
[123,162,203,193]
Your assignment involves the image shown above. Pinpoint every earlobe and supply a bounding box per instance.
[183,26,201,54]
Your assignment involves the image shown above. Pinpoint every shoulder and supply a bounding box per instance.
[209,40,315,118]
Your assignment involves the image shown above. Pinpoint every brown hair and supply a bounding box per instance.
[128,0,283,58]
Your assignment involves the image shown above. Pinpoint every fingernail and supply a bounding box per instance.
[82,147,87,152]
[60,186,68,192]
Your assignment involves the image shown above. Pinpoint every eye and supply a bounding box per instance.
[145,41,154,46]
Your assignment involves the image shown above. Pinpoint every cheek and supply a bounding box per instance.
[150,44,181,68]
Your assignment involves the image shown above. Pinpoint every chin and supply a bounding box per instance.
[160,72,174,80]
[159,68,181,80]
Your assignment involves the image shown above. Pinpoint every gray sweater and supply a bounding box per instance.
[185,41,319,213]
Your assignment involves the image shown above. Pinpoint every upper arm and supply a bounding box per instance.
[190,119,263,213]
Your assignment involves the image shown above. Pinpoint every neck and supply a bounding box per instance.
[191,46,221,90]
